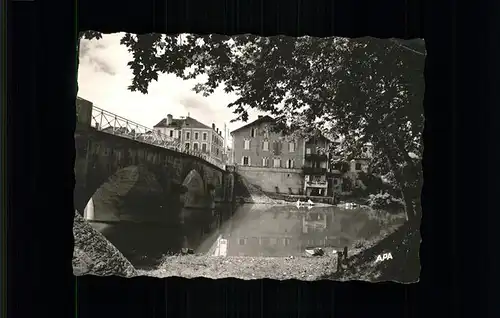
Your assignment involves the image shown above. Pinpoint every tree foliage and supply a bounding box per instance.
[78,32,425,223]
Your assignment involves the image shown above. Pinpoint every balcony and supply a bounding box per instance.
[304,153,328,161]
[305,180,328,188]
[302,167,327,175]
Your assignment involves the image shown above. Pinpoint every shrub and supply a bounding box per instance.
[367,192,404,212]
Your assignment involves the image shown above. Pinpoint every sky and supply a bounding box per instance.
[77,32,266,144]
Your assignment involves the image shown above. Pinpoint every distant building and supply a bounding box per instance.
[153,114,225,163]
[343,143,374,189]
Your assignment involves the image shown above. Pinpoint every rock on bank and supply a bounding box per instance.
[72,211,137,277]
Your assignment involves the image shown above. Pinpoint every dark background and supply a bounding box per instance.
[6,0,498,317]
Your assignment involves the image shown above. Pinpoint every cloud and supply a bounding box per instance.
[77,32,267,143]
[79,39,116,76]
[179,95,214,113]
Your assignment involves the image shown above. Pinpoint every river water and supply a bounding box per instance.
[89,203,404,269]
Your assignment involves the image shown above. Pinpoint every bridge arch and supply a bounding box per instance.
[78,164,186,223]
[182,169,208,209]
[74,127,227,217]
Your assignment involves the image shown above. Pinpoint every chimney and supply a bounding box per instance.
[258,115,263,119]
[212,123,215,130]
[216,128,219,134]
[166,114,173,125]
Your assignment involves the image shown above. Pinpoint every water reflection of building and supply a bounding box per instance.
[299,209,375,249]
[300,210,340,248]
[219,205,389,257]
[225,206,302,257]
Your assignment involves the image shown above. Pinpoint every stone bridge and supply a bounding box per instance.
[74,99,234,223]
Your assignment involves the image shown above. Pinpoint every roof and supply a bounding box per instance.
[153,116,212,130]
[230,115,274,134]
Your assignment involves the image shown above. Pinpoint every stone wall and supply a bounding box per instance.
[74,126,233,217]
[236,166,303,194]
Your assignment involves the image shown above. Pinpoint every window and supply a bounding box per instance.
[306,148,311,154]
[251,127,258,138]
[202,143,207,152]
[178,131,182,138]
[262,140,269,151]
[193,143,199,151]
[355,163,362,170]
[262,157,269,167]
[286,159,294,169]
[272,141,282,155]
[238,238,247,245]
[157,129,162,135]
[216,148,219,156]
[283,238,291,246]
[244,139,250,150]
[185,142,190,150]
[169,130,174,137]
[203,132,207,141]
[263,125,269,138]
[333,179,338,185]
[288,142,295,152]
[242,156,250,166]
[194,132,199,140]
[186,132,190,140]
[273,158,281,168]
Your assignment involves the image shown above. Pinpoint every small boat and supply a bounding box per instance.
[296,199,315,208]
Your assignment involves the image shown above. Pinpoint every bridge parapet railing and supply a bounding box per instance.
[90,106,226,170]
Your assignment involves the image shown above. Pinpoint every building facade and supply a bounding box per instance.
[230,116,306,194]
[231,115,305,169]
[303,135,348,197]
[231,115,373,197]
[154,114,225,163]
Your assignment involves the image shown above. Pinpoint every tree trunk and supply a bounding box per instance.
[383,151,419,225]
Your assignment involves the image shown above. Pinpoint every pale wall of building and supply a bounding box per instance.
[237,166,304,194]
[231,120,306,169]
[155,126,225,162]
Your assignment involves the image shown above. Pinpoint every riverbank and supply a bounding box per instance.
[235,174,336,206]
[137,223,401,280]
[73,211,137,277]
[319,222,420,282]
[137,254,339,280]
